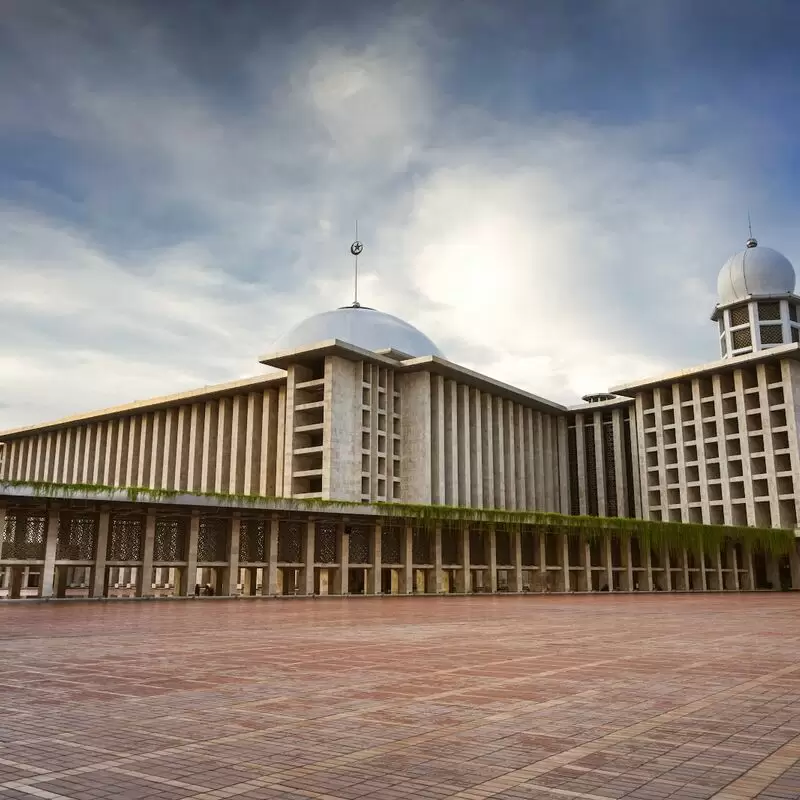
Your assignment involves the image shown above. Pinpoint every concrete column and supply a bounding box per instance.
[789,540,800,591]
[511,529,523,592]
[725,543,740,591]
[91,511,110,598]
[225,516,240,596]
[264,518,279,595]
[370,523,382,595]
[714,546,724,592]
[460,527,471,594]
[766,555,781,591]
[488,528,498,593]
[303,520,315,596]
[538,531,547,591]
[0,505,6,560]
[680,548,690,591]
[603,537,613,592]
[644,544,654,591]
[40,508,60,598]
[182,513,199,596]
[138,512,156,597]
[622,537,633,591]
[662,547,672,592]
[402,525,413,594]
[334,522,349,595]
[700,546,708,591]
[582,538,592,592]
[742,544,755,591]
[560,533,570,592]
[434,525,444,594]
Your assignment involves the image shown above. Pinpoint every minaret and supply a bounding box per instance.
[712,235,799,358]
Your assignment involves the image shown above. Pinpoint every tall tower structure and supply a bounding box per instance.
[712,237,800,358]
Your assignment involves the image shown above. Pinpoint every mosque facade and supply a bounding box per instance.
[1,238,799,599]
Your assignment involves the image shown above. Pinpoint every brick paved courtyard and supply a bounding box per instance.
[0,596,799,800]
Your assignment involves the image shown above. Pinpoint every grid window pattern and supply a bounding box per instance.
[239,519,266,563]
[732,328,752,349]
[348,527,371,564]
[412,530,431,564]
[603,418,617,517]
[758,301,781,321]
[198,518,228,562]
[567,424,580,515]
[107,517,143,561]
[57,515,97,560]
[154,518,188,562]
[441,528,459,564]
[585,423,599,516]
[730,305,750,327]
[314,522,337,563]
[0,513,47,560]
[278,521,303,563]
[381,527,402,564]
[760,324,784,345]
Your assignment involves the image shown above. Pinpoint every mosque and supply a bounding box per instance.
[1,236,799,599]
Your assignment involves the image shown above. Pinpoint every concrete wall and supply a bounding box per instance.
[2,389,281,496]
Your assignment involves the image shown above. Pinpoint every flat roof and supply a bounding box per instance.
[0,372,287,440]
[610,342,800,395]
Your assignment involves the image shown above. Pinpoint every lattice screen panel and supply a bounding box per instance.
[568,425,580,515]
[732,328,752,349]
[441,528,459,564]
[57,515,97,560]
[603,418,618,517]
[154,518,188,562]
[521,530,536,566]
[758,301,781,321]
[469,529,486,565]
[315,523,337,563]
[381,528,402,564]
[730,305,750,327]
[348,527,371,564]
[585,423,598,516]
[495,529,512,565]
[278,521,303,563]
[412,530,431,564]
[107,517,144,561]
[760,324,784,345]
[198,518,229,562]
[239,519,266,563]
[0,513,46,560]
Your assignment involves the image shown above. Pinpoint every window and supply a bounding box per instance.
[732,328,752,349]
[758,301,781,321]
[730,306,749,327]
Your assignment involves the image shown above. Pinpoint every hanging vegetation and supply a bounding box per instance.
[1,479,795,554]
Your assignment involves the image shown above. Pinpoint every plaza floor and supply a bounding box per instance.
[0,596,799,800]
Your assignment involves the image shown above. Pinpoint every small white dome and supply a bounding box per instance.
[717,240,795,306]
[273,305,443,358]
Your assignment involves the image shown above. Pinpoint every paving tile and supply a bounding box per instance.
[0,595,798,800]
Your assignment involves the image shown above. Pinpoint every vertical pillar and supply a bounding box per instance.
[714,546,723,592]
[264,517,279,596]
[681,547,690,592]
[741,544,755,590]
[582,538,592,592]
[644,543,654,591]
[225,516,240,596]
[434,525,444,594]
[788,539,800,590]
[180,513,199,596]
[766,554,781,591]
[460,526,472,594]
[303,520,315,596]
[560,533,570,592]
[622,537,633,591]
[402,525,413,594]
[40,508,60,598]
[603,536,614,592]
[538,531,547,592]
[370,523,382,595]
[662,547,672,592]
[91,510,110,598]
[138,511,156,597]
[488,528,498,593]
[725,543,740,591]
[700,545,708,591]
[334,522,349,595]
[511,529,523,593]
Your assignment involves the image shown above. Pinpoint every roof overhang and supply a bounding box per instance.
[0,372,287,441]
[610,342,800,396]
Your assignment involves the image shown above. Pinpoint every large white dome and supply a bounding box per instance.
[717,240,795,306]
[272,305,443,358]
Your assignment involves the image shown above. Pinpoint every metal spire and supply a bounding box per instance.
[746,212,758,248]
[350,221,364,307]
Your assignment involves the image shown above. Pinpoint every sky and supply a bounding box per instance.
[2,0,800,429]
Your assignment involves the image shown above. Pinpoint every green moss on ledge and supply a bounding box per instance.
[1,479,795,554]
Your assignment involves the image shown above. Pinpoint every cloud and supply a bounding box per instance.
[0,1,798,429]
